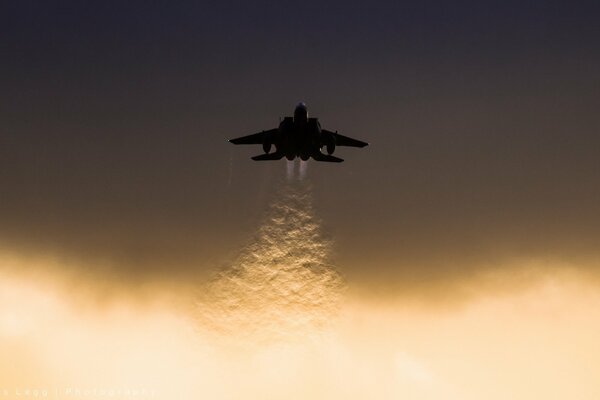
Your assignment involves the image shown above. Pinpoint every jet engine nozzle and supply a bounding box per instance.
[327,142,335,155]
[323,131,336,155]
[263,142,272,154]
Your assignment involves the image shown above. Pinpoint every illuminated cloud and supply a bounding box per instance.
[1,260,599,399]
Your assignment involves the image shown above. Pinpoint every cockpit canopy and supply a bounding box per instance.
[294,102,308,122]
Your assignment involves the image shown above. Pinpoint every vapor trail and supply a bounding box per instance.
[286,160,295,181]
[299,160,308,180]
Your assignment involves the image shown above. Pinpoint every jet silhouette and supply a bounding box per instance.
[229,103,368,162]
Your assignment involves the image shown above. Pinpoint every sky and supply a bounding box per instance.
[2,1,600,285]
[1,1,600,398]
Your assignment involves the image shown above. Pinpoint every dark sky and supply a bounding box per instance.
[1,0,599,289]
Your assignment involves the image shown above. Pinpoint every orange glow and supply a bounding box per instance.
[1,254,599,399]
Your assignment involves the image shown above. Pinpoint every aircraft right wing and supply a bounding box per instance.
[322,129,369,148]
[229,128,278,145]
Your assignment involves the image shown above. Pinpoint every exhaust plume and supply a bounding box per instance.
[195,181,345,344]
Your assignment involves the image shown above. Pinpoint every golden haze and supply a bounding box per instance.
[0,253,599,400]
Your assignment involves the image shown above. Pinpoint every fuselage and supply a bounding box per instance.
[274,103,323,160]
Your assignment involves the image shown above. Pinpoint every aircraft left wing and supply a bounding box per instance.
[229,128,278,145]
[322,129,369,148]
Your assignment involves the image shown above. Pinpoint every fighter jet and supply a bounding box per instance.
[228,103,368,162]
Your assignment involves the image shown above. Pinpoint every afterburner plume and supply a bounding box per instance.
[299,160,308,180]
[196,181,344,344]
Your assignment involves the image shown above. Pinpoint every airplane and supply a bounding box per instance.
[228,102,368,162]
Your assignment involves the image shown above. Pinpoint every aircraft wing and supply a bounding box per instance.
[323,129,369,148]
[229,128,278,145]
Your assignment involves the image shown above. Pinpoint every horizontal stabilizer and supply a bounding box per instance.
[251,152,285,161]
[312,153,344,163]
